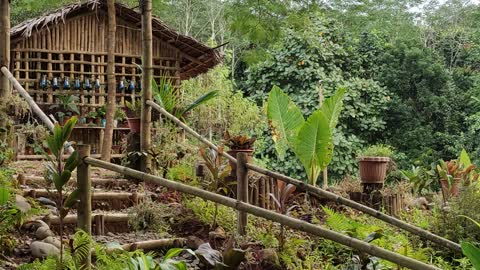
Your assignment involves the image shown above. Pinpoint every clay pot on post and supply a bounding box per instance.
[358,157,390,184]
[441,178,461,199]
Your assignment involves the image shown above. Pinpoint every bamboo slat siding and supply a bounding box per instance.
[10,12,180,108]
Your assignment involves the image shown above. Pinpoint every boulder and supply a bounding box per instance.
[37,197,57,207]
[42,236,61,249]
[30,241,60,258]
[36,226,54,240]
[208,226,226,240]
[186,235,204,249]
[15,195,31,213]
[259,248,280,266]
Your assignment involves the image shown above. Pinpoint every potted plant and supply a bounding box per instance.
[114,107,127,128]
[49,94,80,124]
[125,98,142,133]
[436,159,476,200]
[97,105,107,127]
[357,144,393,184]
[86,111,97,125]
[223,131,256,174]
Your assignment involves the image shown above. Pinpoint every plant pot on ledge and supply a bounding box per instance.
[358,157,390,184]
[223,131,256,177]
[127,118,141,133]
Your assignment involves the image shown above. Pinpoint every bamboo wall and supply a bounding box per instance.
[10,12,181,108]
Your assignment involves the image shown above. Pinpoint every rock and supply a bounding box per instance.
[37,197,57,207]
[408,197,429,210]
[30,241,60,258]
[15,195,31,213]
[259,248,280,266]
[186,235,204,249]
[36,226,54,240]
[42,236,61,249]
[107,232,115,237]
[45,205,58,215]
[34,220,50,229]
[208,226,226,240]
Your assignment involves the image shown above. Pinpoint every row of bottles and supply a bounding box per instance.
[38,75,141,91]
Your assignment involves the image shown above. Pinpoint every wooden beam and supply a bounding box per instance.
[0,0,10,99]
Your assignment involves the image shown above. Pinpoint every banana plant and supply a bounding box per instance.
[152,77,218,122]
[267,86,346,186]
[44,117,80,266]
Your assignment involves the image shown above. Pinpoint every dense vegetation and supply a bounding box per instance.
[4,0,480,269]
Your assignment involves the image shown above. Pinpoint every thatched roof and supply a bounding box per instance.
[10,0,222,79]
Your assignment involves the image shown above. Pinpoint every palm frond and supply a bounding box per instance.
[180,90,218,118]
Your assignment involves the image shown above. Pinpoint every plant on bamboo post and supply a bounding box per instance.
[199,146,232,228]
[357,144,393,185]
[152,76,218,122]
[269,181,296,250]
[43,116,80,266]
[266,86,346,187]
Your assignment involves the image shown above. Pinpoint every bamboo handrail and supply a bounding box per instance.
[83,157,439,270]
[146,99,461,253]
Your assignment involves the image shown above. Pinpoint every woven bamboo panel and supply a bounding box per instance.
[10,12,181,109]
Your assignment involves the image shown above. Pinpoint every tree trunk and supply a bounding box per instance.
[101,0,116,161]
[140,0,153,172]
[0,0,10,100]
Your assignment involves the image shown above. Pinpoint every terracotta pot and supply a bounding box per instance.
[440,179,450,199]
[358,157,390,184]
[227,149,254,175]
[451,178,461,197]
[127,118,141,133]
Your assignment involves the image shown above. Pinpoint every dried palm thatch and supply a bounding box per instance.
[10,0,222,79]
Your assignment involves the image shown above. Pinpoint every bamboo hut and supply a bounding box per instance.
[8,0,222,156]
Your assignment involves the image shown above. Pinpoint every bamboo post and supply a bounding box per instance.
[76,144,91,270]
[83,157,440,270]
[141,0,153,172]
[237,152,248,235]
[146,100,461,253]
[0,0,10,100]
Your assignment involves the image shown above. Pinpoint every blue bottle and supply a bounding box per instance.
[84,78,92,90]
[74,78,81,90]
[128,81,135,92]
[52,77,59,90]
[63,77,70,89]
[118,80,125,91]
[39,75,48,89]
[95,79,101,90]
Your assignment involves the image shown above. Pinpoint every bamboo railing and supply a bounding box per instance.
[83,156,439,270]
[1,67,450,269]
[146,99,462,253]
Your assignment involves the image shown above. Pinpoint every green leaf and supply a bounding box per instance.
[64,189,80,209]
[60,170,72,187]
[459,149,472,167]
[163,248,184,261]
[267,86,305,160]
[0,187,10,205]
[293,111,333,184]
[321,87,346,130]
[64,151,79,172]
[61,116,77,144]
[180,90,218,119]
[461,242,480,269]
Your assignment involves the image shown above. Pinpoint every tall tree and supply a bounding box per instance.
[141,0,153,172]
[101,0,117,161]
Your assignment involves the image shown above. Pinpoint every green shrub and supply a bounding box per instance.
[433,186,480,243]
[358,144,394,158]
[128,200,177,234]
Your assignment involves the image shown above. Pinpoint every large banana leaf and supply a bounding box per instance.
[267,86,305,160]
[462,242,480,269]
[293,110,333,184]
[321,87,346,130]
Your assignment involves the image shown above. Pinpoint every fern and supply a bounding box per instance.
[72,230,92,268]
